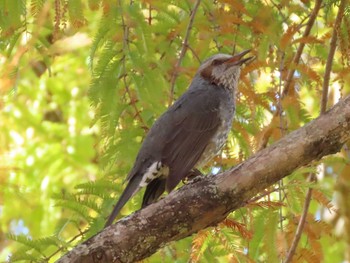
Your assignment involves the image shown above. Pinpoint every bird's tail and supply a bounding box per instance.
[142,178,166,208]
[104,176,141,227]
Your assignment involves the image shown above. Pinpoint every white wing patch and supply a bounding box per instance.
[139,161,169,187]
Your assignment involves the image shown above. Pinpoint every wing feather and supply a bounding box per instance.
[162,90,221,191]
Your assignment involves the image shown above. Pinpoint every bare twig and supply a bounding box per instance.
[232,21,241,54]
[284,1,346,262]
[148,4,152,25]
[277,49,286,231]
[282,0,322,97]
[47,229,88,261]
[186,44,201,63]
[118,0,148,131]
[168,0,201,104]
[248,186,288,204]
[321,0,345,113]
[284,177,314,263]
[270,0,288,23]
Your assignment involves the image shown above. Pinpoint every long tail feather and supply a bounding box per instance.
[142,178,166,208]
[104,176,141,227]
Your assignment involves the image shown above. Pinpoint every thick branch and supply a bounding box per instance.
[58,95,350,263]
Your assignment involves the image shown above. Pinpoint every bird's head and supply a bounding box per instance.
[198,50,254,90]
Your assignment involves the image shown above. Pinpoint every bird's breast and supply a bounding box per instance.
[196,101,235,168]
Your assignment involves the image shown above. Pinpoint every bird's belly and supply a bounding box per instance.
[196,117,233,168]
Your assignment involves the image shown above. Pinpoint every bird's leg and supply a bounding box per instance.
[182,168,203,184]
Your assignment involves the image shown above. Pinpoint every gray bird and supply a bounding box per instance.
[105,50,253,227]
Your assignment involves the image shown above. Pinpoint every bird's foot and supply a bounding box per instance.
[182,169,203,184]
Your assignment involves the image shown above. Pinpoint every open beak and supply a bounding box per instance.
[225,49,255,65]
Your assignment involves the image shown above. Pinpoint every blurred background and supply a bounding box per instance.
[0,0,350,262]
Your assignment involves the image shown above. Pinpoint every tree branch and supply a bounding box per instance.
[168,0,201,104]
[118,0,148,131]
[321,0,346,113]
[282,0,322,97]
[283,175,314,263]
[58,95,350,263]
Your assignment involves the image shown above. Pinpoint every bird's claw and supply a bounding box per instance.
[182,169,203,184]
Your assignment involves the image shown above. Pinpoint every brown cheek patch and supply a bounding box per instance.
[200,66,218,85]
[200,66,212,79]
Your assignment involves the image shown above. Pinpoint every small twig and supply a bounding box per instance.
[248,182,306,204]
[277,49,286,129]
[321,0,345,113]
[232,22,241,54]
[284,1,346,262]
[118,0,148,131]
[47,229,89,260]
[269,0,286,21]
[282,0,322,97]
[186,44,201,64]
[148,4,152,25]
[277,49,286,231]
[120,58,148,131]
[168,0,201,104]
[284,177,314,263]
[247,187,286,203]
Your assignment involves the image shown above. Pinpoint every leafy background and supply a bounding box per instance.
[0,0,350,262]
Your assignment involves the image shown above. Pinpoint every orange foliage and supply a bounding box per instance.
[220,218,253,240]
[298,248,320,263]
[190,230,210,263]
[312,190,337,212]
[280,24,300,50]
[296,64,321,84]
[221,0,249,14]
[292,36,323,45]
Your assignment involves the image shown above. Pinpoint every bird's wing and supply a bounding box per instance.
[162,90,221,191]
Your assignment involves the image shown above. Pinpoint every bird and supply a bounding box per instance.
[105,50,254,227]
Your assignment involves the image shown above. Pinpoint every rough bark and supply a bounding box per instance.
[58,95,350,263]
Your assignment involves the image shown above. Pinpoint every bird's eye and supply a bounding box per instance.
[212,59,222,66]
